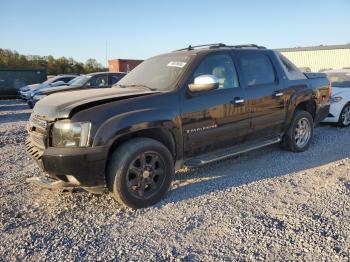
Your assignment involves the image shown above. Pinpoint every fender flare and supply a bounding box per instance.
[284,88,316,129]
[92,108,183,159]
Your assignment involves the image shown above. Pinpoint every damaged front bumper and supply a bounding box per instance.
[25,114,109,193]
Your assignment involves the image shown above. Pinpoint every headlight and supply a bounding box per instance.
[33,94,46,101]
[331,96,343,103]
[52,121,91,147]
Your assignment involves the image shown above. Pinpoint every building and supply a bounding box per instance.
[108,59,143,73]
[276,44,350,72]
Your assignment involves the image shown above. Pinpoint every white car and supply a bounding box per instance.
[322,69,350,127]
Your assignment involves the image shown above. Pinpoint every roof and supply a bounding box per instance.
[56,74,79,77]
[109,59,143,62]
[87,71,126,76]
[171,43,268,55]
[276,44,350,52]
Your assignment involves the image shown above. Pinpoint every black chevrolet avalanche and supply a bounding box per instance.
[26,44,330,209]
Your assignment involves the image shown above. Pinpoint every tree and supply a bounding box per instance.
[0,48,107,74]
[84,58,104,73]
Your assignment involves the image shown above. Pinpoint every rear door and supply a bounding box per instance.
[236,51,286,140]
[108,74,123,87]
[181,52,249,157]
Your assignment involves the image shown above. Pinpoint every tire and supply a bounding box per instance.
[281,110,314,152]
[107,137,174,209]
[27,101,33,109]
[338,103,350,127]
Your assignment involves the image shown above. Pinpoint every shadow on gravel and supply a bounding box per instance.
[0,99,25,105]
[0,104,30,111]
[164,129,350,205]
[0,112,31,123]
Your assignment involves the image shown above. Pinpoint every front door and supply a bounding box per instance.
[87,74,108,89]
[236,51,286,140]
[180,53,250,157]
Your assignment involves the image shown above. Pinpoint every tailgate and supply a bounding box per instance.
[304,72,327,79]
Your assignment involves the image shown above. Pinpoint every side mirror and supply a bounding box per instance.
[188,74,219,92]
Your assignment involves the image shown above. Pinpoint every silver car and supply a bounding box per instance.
[19,75,77,100]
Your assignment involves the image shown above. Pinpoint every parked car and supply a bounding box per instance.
[26,44,330,209]
[322,69,350,126]
[27,72,126,108]
[20,74,77,100]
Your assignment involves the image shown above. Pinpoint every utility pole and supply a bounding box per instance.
[105,41,108,69]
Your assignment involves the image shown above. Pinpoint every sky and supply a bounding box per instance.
[1,0,349,65]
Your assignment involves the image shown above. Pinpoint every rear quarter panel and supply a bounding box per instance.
[283,76,329,129]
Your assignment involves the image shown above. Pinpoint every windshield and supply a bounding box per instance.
[67,77,77,85]
[42,78,56,85]
[42,76,65,86]
[51,81,66,87]
[326,72,350,87]
[68,75,91,86]
[116,54,192,91]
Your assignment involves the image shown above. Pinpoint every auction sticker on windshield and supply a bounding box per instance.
[167,61,187,68]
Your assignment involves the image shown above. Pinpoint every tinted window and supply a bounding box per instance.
[238,53,275,86]
[192,54,239,89]
[278,53,306,80]
[110,75,121,85]
[61,77,75,83]
[89,75,108,87]
[52,78,62,83]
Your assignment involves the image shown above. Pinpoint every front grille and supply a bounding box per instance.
[29,131,46,149]
[26,114,51,161]
[25,138,44,160]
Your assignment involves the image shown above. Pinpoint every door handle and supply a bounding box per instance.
[232,97,245,104]
[274,92,284,97]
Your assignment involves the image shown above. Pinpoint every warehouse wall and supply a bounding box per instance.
[109,59,143,73]
[280,49,350,72]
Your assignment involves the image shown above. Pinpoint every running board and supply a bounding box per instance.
[184,137,281,168]
[27,176,76,190]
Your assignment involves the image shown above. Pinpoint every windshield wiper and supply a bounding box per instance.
[115,84,156,91]
[114,83,127,88]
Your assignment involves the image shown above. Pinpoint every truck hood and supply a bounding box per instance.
[33,87,159,119]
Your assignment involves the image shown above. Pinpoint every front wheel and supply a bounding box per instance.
[281,110,314,152]
[107,138,174,209]
[338,104,350,127]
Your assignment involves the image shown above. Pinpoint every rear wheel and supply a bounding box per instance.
[281,110,314,152]
[107,138,174,209]
[338,104,350,127]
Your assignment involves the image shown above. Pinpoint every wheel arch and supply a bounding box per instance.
[295,99,317,120]
[284,94,317,134]
[107,127,177,162]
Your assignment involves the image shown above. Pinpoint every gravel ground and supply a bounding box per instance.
[0,100,349,261]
